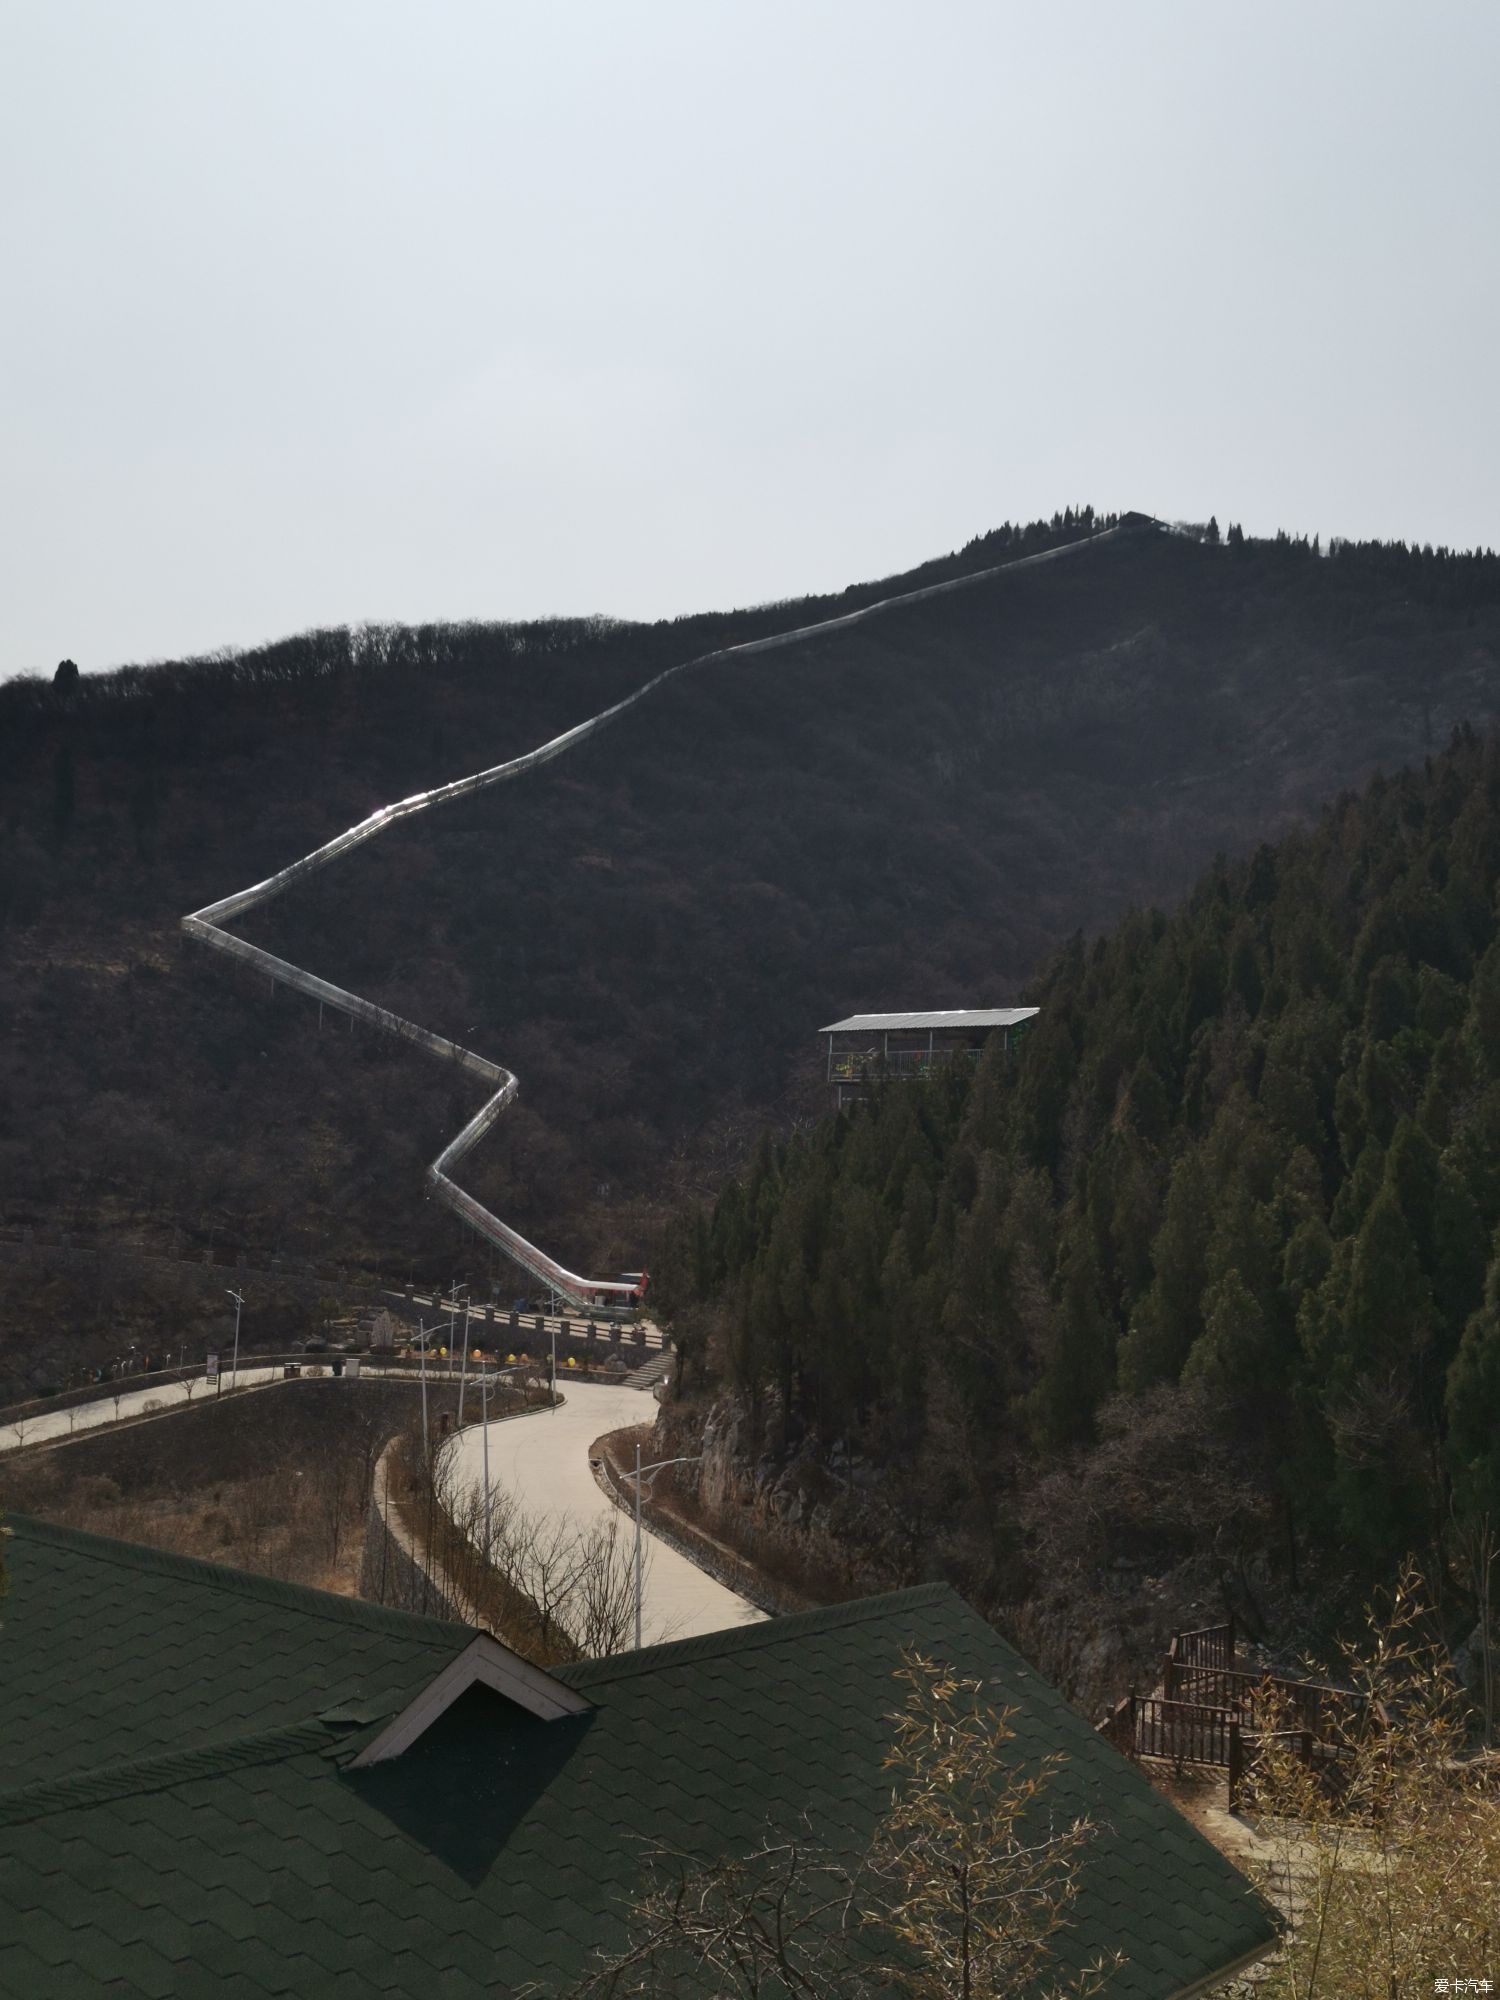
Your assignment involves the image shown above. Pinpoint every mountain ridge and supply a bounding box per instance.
[182,520,1147,1309]
[3,508,1500,1393]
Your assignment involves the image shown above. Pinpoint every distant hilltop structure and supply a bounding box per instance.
[820,1008,1038,1108]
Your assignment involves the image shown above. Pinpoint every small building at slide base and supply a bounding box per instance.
[821,1006,1039,1107]
[0,1515,1275,1997]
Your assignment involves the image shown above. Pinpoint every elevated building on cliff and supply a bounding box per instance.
[821,1006,1039,1108]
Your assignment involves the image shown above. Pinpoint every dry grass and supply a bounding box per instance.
[0,1378,450,1595]
[7,1465,368,1594]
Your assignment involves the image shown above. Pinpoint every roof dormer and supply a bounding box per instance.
[349,1634,591,1767]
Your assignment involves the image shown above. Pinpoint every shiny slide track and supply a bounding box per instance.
[183,523,1140,1309]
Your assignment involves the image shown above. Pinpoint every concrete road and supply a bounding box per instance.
[0,1368,289,1456]
[444,1382,764,1649]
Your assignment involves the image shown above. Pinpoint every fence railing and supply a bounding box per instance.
[1163,1661,1371,1742]
[828,1048,982,1082]
[1099,1612,1379,1810]
[1103,1695,1355,1811]
[1166,1619,1236,1673]
[1228,1727,1361,1810]
[1125,1695,1240,1768]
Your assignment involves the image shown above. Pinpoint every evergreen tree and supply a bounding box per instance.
[1028,1241,1114,1449]
[1117,1150,1211,1392]
[1183,1268,1270,1402]
[660,729,1500,1587]
[1448,1236,1500,1520]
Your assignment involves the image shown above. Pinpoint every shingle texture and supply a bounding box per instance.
[0,1515,1276,1997]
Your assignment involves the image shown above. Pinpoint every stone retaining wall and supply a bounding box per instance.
[593,1450,796,1618]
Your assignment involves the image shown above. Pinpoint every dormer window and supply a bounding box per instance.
[350,1634,591,1767]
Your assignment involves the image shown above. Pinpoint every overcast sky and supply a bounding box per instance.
[3,3,1498,677]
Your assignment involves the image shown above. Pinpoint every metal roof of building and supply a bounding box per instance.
[820,1008,1039,1034]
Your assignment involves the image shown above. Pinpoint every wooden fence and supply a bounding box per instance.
[1166,1619,1236,1673]
[1102,1696,1351,1809]
[1127,1695,1240,1768]
[1162,1661,1372,1744]
[1101,1613,1374,1808]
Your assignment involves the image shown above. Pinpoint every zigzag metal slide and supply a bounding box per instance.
[183,523,1141,1311]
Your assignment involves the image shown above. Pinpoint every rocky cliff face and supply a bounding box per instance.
[651,1389,919,1611]
[653,1386,1299,1716]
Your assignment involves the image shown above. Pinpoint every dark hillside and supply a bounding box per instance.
[3,512,1500,1399]
[655,729,1500,1698]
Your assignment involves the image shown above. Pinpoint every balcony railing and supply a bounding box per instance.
[828,1047,984,1083]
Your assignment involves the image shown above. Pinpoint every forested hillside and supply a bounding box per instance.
[3,509,1500,1402]
[655,731,1500,1690]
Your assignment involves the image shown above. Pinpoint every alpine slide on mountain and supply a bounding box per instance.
[183,519,1155,1313]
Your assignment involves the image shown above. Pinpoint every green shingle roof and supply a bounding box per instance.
[0,1515,1277,1997]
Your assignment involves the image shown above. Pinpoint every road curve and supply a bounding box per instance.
[183,524,1144,1308]
[443,1382,764,1647]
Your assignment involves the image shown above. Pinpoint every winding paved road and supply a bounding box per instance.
[444,1382,764,1647]
[5,1371,764,1658]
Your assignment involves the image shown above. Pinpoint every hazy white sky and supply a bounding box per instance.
[3,2,1498,676]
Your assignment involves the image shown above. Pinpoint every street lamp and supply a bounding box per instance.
[550,1321,557,1412]
[479,1367,495,1560]
[447,1283,467,1376]
[225,1290,244,1391]
[412,1320,440,1462]
[627,1447,702,1650]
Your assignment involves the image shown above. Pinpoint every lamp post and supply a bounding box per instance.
[225,1290,244,1390]
[628,1448,702,1650]
[480,1368,493,1560]
[416,1320,430,1462]
[447,1282,467,1376]
[550,1321,557,1412]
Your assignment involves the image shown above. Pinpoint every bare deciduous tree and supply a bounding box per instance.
[1247,1565,1500,1999]
[565,1832,871,2000]
[1447,1509,1497,1750]
[569,1516,640,1659]
[563,1652,1118,2000]
[864,1653,1118,2000]
[316,1455,358,1564]
[423,1444,653,1662]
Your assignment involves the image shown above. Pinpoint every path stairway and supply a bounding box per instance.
[623,1349,673,1392]
[1099,1619,1375,1806]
